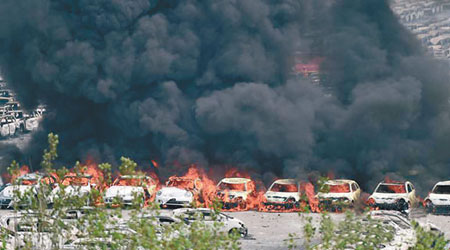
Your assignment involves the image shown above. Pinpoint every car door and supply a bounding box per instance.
[407,183,417,206]
[351,183,361,202]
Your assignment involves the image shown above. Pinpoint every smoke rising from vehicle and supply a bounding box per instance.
[0,0,448,192]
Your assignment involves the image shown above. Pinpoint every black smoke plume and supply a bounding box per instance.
[0,0,448,193]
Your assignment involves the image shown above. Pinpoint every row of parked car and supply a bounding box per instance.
[0,83,45,137]
[2,172,450,214]
[0,206,248,249]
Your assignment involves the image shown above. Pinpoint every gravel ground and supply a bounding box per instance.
[0,203,448,249]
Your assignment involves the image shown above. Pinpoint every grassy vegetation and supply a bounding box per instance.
[1,133,241,249]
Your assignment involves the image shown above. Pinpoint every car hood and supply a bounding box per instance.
[428,193,450,200]
[53,185,91,196]
[0,185,34,197]
[105,186,144,198]
[218,190,248,197]
[158,187,192,197]
[370,193,408,199]
[264,191,299,199]
[317,192,352,199]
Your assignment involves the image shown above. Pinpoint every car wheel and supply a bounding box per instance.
[425,200,434,214]
[229,228,245,238]
[397,199,408,211]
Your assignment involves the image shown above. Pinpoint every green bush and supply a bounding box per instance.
[1,133,240,250]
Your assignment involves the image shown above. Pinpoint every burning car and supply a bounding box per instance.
[173,208,248,237]
[104,175,156,207]
[216,178,254,209]
[0,173,56,209]
[263,179,301,209]
[155,177,202,207]
[317,179,361,209]
[49,174,95,206]
[424,181,450,214]
[368,181,418,211]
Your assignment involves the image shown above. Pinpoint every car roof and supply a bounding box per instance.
[435,180,450,186]
[119,175,151,179]
[220,178,251,184]
[17,173,44,180]
[173,208,213,214]
[378,182,407,185]
[168,176,198,181]
[325,179,355,185]
[272,179,297,185]
[63,174,92,179]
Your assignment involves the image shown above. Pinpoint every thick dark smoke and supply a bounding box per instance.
[0,0,448,193]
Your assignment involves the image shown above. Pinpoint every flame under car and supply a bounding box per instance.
[263,179,301,210]
[317,179,361,211]
[155,177,202,208]
[216,178,254,210]
[104,175,156,207]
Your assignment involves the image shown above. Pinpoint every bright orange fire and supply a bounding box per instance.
[328,184,351,193]
[165,165,218,207]
[9,165,31,184]
[151,160,159,168]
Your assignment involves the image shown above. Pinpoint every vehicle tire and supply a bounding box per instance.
[229,228,245,238]
[397,199,408,211]
[425,200,434,214]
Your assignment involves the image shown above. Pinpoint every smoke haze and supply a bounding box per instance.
[0,0,449,192]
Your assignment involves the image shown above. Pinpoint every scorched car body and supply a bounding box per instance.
[155,177,202,207]
[368,181,418,211]
[425,180,450,214]
[104,175,156,206]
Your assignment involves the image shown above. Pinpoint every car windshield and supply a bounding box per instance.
[167,179,194,189]
[270,183,298,192]
[218,182,245,191]
[114,178,145,186]
[432,185,450,194]
[62,177,90,186]
[327,184,350,193]
[375,184,406,193]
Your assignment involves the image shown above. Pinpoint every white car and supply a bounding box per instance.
[424,181,450,214]
[264,179,301,208]
[155,177,202,207]
[173,208,248,237]
[0,173,56,209]
[317,179,361,208]
[49,175,95,205]
[104,175,156,206]
[216,178,254,209]
[368,181,418,211]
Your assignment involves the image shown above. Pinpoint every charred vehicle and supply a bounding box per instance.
[49,175,95,206]
[155,177,202,207]
[0,173,56,209]
[216,178,254,209]
[104,175,156,206]
[263,179,301,209]
[317,179,361,209]
[368,181,418,211]
[173,208,248,237]
[424,181,450,214]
